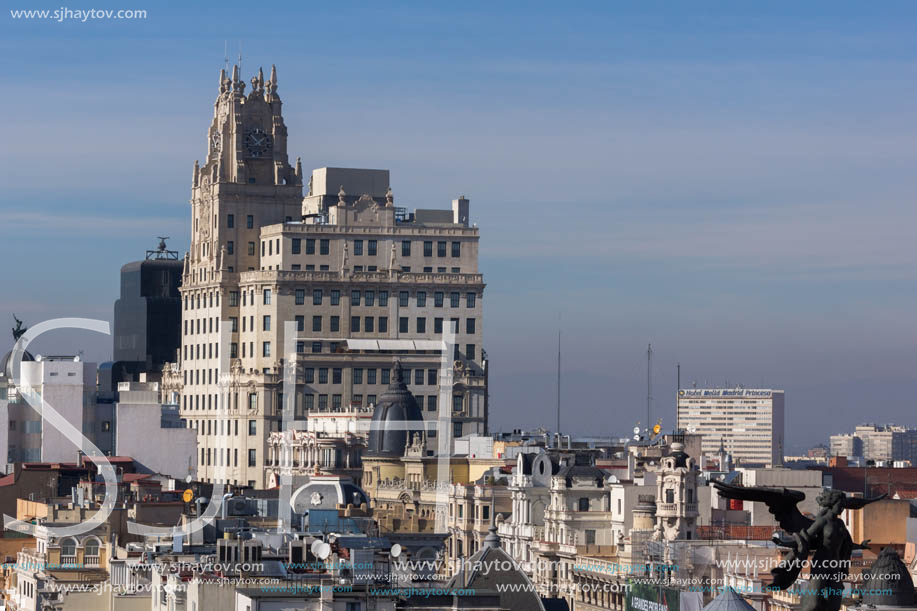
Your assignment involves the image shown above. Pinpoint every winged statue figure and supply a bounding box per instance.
[714,481,885,611]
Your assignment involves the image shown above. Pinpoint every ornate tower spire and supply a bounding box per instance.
[270,64,277,92]
[192,160,199,187]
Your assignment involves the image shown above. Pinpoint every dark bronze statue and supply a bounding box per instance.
[714,481,885,611]
[11,314,25,341]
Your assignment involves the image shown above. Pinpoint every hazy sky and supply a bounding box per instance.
[2,2,916,453]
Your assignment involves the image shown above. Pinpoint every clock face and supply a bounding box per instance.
[244,128,273,158]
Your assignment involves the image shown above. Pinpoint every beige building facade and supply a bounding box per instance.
[168,65,488,487]
[677,388,785,468]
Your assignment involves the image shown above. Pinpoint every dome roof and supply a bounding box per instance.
[702,587,756,611]
[365,361,424,458]
[862,547,916,606]
[290,474,369,513]
[1,348,34,380]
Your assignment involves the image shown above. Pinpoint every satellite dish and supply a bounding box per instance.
[310,540,323,556]
[688,426,697,433]
[633,426,641,435]
[633,434,640,441]
[316,542,331,560]
[185,475,193,483]
[390,543,402,558]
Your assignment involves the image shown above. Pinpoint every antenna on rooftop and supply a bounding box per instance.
[556,312,561,438]
[646,343,653,435]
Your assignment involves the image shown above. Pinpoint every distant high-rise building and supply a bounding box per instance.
[113,239,183,374]
[677,388,784,468]
[830,424,917,464]
[166,65,487,488]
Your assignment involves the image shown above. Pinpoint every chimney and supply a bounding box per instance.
[452,196,470,227]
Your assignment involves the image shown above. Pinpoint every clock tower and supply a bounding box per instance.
[171,64,304,488]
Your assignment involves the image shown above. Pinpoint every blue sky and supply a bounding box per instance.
[2,1,916,452]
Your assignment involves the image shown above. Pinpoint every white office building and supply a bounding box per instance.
[677,388,784,468]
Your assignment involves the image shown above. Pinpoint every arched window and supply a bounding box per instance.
[84,539,100,564]
[60,538,77,563]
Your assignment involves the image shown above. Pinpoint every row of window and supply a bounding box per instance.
[226,214,255,229]
[191,418,258,436]
[201,446,256,467]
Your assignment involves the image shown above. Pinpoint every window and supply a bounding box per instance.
[578,498,590,512]
[312,342,322,353]
[401,240,411,256]
[428,369,437,385]
[381,368,390,384]
[424,266,433,272]
[378,290,389,306]
[451,292,460,307]
[263,315,271,331]
[305,368,315,383]
[318,395,328,410]
[466,292,476,308]
[353,240,363,256]
[451,241,461,257]
[428,395,437,411]
[330,316,340,332]
[434,292,444,307]
[364,316,374,332]
[294,315,304,332]
[312,316,322,332]
[248,449,256,466]
[313,289,322,305]
[320,239,330,255]
[332,394,342,410]
[248,242,255,256]
[466,318,475,334]
[263,289,271,304]
[333,368,342,384]
[330,289,340,305]
[319,368,329,384]
[227,241,234,255]
[398,291,409,307]
[453,422,462,438]
[368,369,377,385]
[414,369,424,385]
[295,288,305,305]
[365,290,375,306]
[482,505,490,521]
[378,316,388,332]
[306,238,315,254]
[304,394,314,411]
[230,342,238,358]
[665,488,675,503]
[451,267,460,273]
[437,241,446,257]
[229,291,239,307]
[249,420,257,435]
[416,291,426,307]
[399,317,409,333]
[292,238,301,254]
[262,342,271,357]
[417,317,426,333]
[466,344,475,360]
[585,529,596,545]
[367,394,377,405]
[246,214,254,229]
[227,214,235,228]
[434,318,443,333]
[351,290,361,306]
[423,241,433,256]
[353,368,363,384]
[351,316,360,332]
[453,395,463,412]
[249,393,257,410]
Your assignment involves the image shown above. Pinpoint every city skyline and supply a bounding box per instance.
[3,2,917,452]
